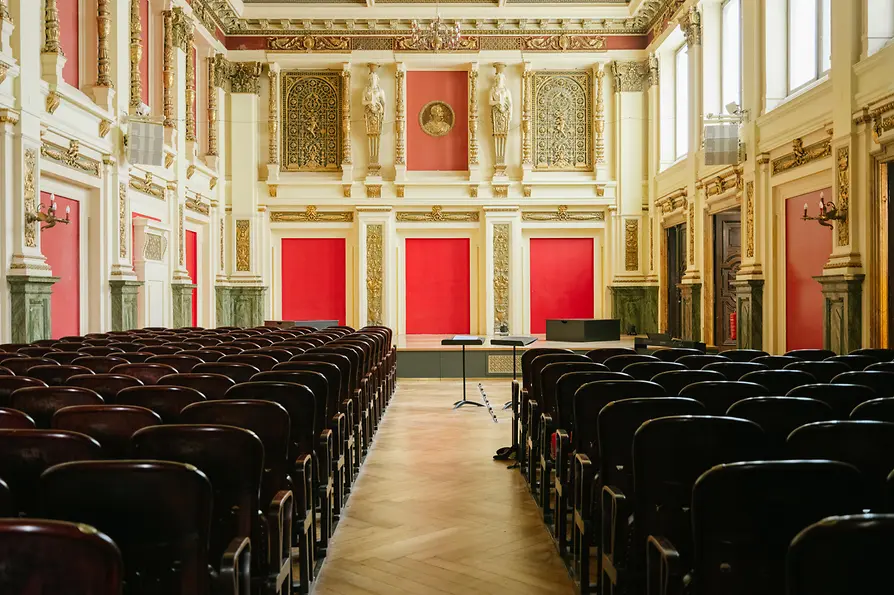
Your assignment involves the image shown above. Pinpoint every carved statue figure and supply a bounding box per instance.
[363,70,386,136]
[490,72,512,135]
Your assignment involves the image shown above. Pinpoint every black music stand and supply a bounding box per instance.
[491,336,537,462]
[442,335,485,409]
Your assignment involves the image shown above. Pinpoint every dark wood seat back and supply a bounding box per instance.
[784,360,851,383]
[40,460,214,595]
[158,373,236,401]
[851,397,894,422]
[145,355,203,373]
[539,362,608,419]
[703,361,769,380]
[621,361,686,381]
[653,348,704,361]
[45,351,86,365]
[252,371,329,432]
[740,369,818,395]
[26,364,94,386]
[555,371,631,433]
[52,405,162,457]
[178,349,225,362]
[787,383,877,415]
[71,356,129,374]
[719,349,768,362]
[191,363,260,385]
[76,347,125,357]
[66,374,145,402]
[116,385,206,423]
[220,353,279,372]
[603,354,659,373]
[651,369,729,396]
[831,370,894,398]
[584,347,634,364]
[225,382,316,460]
[676,354,731,369]
[0,377,48,407]
[10,386,104,428]
[784,349,837,361]
[274,360,344,418]
[573,380,667,457]
[752,355,802,370]
[726,397,834,454]
[108,363,179,385]
[530,354,590,405]
[4,357,58,375]
[678,380,770,414]
[824,354,876,371]
[0,407,36,429]
[0,519,123,595]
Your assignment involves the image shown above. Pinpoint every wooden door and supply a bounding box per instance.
[666,224,686,339]
[714,212,742,348]
[887,163,894,344]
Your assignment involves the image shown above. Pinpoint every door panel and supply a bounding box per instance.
[666,224,686,339]
[714,213,742,348]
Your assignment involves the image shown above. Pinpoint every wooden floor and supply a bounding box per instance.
[312,380,575,595]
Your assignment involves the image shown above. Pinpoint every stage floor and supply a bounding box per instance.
[395,334,638,379]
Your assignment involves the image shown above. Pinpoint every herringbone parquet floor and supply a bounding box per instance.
[312,380,575,595]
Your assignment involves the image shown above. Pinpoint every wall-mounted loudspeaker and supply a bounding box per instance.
[704,123,740,166]
[128,120,164,167]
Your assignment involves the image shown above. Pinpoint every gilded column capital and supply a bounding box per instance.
[230,62,262,94]
[610,60,648,93]
[680,7,702,47]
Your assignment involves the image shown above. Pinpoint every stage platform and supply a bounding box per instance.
[396,334,638,379]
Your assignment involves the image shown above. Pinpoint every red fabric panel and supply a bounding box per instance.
[140,0,150,106]
[281,238,346,325]
[785,189,833,351]
[186,230,198,326]
[40,192,80,339]
[605,35,649,50]
[59,0,79,87]
[407,71,469,171]
[405,238,470,334]
[131,212,161,264]
[529,238,595,334]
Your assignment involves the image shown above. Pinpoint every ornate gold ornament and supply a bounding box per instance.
[207,57,219,156]
[213,54,230,89]
[219,220,225,271]
[269,36,350,52]
[129,171,166,200]
[521,66,533,165]
[396,185,405,198]
[129,0,143,111]
[594,63,605,164]
[366,184,382,199]
[522,34,606,52]
[235,219,251,271]
[396,205,479,223]
[702,171,742,197]
[186,165,197,179]
[268,66,279,165]
[522,205,604,222]
[395,67,406,165]
[144,233,166,261]
[341,69,352,166]
[366,224,384,326]
[230,62,262,94]
[491,64,511,171]
[745,181,755,258]
[679,6,702,47]
[41,140,101,177]
[419,101,455,138]
[163,11,175,128]
[395,35,478,52]
[178,205,185,266]
[648,53,660,87]
[532,71,592,171]
[118,183,128,259]
[837,147,850,246]
[99,120,111,138]
[469,68,480,165]
[343,185,352,198]
[43,0,63,54]
[688,204,695,265]
[771,138,832,175]
[493,223,510,333]
[267,185,277,198]
[165,153,174,169]
[46,92,61,115]
[96,0,113,88]
[24,149,37,248]
[184,25,196,143]
[0,64,8,86]
[363,64,386,173]
[281,71,343,172]
[469,185,479,198]
[493,184,509,198]
[185,195,210,216]
[523,185,532,198]
[625,219,639,271]
[610,60,648,93]
[210,177,218,190]
[270,206,354,223]
[0,0,10,24]
[0,109,20,125]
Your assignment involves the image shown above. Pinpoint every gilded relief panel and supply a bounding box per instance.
[281,71,342,172]
[531,71,592,171]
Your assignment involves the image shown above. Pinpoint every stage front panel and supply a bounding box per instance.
[405,238,470,334]
[530,238,594,334]
[41,192,80,339]
[282,238,347,325]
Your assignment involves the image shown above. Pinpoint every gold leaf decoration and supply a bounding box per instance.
[23,148,37,248]
[269,206,354,223]
[771,138,832,175]
[119,183,128,259]
[745,181,755,258]
[396,205,479,223]
[522,34,606,52]
[41,140,101,177]
[493,223,510,333]
[837,146,850,247]
[268,36,350,52]
[235,219,251,271]
[185,195,210,216]
[281,71,342,172]
[625,219,639,271]
[521,205,604,222]
[366,224,383,326]
[531,71,592,171]
[144,233,166,261]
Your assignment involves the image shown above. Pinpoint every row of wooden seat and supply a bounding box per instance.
[0,323,396,595]
[512,346,894,595]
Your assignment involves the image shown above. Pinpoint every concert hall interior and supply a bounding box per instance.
[1,0,894,594]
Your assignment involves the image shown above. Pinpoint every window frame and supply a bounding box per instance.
[785,0,831,95]
[674,43,689,161]
[720,0,742,111]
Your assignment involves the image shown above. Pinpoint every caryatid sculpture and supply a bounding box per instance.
[490,64,512,175]
[363,64,387,176]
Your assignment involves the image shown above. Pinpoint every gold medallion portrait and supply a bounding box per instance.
[419,101,455,138]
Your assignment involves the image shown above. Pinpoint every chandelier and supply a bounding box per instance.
[409,11,462,51]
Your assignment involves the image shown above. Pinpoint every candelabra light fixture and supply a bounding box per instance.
[410,4,462,51]
[26,200,71,231]
[802,192,846,228]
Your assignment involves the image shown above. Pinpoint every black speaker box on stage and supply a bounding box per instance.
[545,318,621,342]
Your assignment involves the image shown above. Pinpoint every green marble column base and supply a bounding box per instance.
[109,279,144,332]
[815,274,864,354]
[610,285,658,335]
[732,278,764,350]
[215,285,266,328]
[215,286,234,327]
[171,282,197,328]
[679,283,702,342]
[7,275,60,343]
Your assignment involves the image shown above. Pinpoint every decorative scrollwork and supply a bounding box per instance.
[268,36,350,52]
[394,35,479,52]
[235,219,251,271]
[41,140,101,177]
[522,34,606,52]
[522,205,604,222]
[837,147,850,247]
[270,206,354,223]
[771,138,832,175]
[396,205,479,223]
[185,195,210,216]
[144,234,167,261]
[24,149,37,247]
[366,224,384,326]
[531,71,592,171]
[119,183,128,259]
[130,171,166,200]
[745,181,755,258]
[281,71,342,172]
[610,60,648,93]
[625,219,639,271]
[493,223,510,334]
[230,62,262,94]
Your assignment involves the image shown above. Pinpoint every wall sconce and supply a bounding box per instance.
[802,192,846,229]
[26,200,71,231]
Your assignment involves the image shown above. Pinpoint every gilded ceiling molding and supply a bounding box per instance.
[649,0,688,40]
[698,167,743,198]
[396,205,479,223]
[610,60,648,93]
[523,34,606,52]
[230,62,262,94]
[493,223,510,334]
[625,219,639,271]
[656,188,687,215]
[837,146,850,247]
[270,206,354,223]
[96,0,113,88]
[43,0,62,55]
[745,181,755,258]
[189,0,221,39]
[395,35,479,52]
[162,10,175,128]
[521,205,605,222]
[469,66,479,167]
[531,70,592,171]
[41,140,101,177]
[118,183,128,259]
[129,171,166,200]
[207,57,219,156]
[594,63,605,164]
[235,219,251,272]
[771,138,832,175]
[366,224,384,327]
[185,194,211,216]
[269,36,350,52]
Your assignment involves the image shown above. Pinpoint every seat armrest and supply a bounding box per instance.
[646,535,684,595]
[292,453,313,519]
[555,429,571,485]
[331,412,346,458]
[318,429,334,483]
[219,536,251,595]
[527,399,540,442]
[539,413,554,463]
[573,454,595,519]
[267,490,294,570]
[600,483,630,586]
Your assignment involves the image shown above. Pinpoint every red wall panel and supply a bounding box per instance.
[785,189,833,351]
[405,238,470,334]
[186,230,198,326]
[529,238,595,334]
[59,0,79,87]
[406,71,469,171]
[281,238,346,325]
[140,0,150,106]
[41,192,80,339]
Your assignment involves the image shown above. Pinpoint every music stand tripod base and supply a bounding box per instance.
[441,336,486,409]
